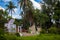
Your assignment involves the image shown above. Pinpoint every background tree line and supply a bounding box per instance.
[0,0,60,34]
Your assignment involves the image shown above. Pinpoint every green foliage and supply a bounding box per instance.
[0,10,8,29]
[43,0,57,5]
[0,34,20,40]
[0,35,7,40]
[41,26,60,34]
[6,1,16,17]
[0,19,7,29]
[48,27,58,34]
[15,33,20,37]
[33,9,49,27]
[20,34,60,40]
[24,21,30,30]
[40,29,47,34]
[14,19,23,26]
[0,29,5,35]
[0,33,60,40]
[0,29,20,40]
[53,10,60,20]
[57,28,60,34]
[0,29,7,40]
[48,27,60,34]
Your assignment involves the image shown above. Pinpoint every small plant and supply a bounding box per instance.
[0,28,5,35]
[48,27,58,34]
[15,33,20,37]
[40,29,46,34]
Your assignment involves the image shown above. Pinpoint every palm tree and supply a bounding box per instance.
[6,1,16,18]
[18,0,36,33]
[18,0,34,27]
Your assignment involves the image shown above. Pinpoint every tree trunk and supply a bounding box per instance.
[16,26,18,33]
[29,23,36,34]
[11,11,12,18]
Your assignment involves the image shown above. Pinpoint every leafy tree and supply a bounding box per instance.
[41,0,56,33]
[0,9,8,29]
[14,19,23,32]
[42,0,60,33]
[33,9,50,31]
[53,0,60,28]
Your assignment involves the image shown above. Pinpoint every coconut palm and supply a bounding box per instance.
[18,0,34,26]
[18,0,37,33]
[6,1,16,18]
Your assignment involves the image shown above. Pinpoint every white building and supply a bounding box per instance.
[5,19,16,33]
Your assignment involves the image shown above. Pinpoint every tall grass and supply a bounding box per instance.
[0,34,60,40]
[20,34,60,40]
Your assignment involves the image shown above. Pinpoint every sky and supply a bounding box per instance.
[0,0,43,19]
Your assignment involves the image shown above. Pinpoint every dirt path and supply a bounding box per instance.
[21,32,34,36]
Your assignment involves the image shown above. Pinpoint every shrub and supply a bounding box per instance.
[0,34,20,40]
[15,33,20,37]
[57,28,60,34]
[40,29,46,34]
[0,28,5,35]
[0,35,7,40]
[48,27,58,34]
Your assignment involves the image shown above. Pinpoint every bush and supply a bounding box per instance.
[0,35,7,40]
[0,29,20,40]
[48,27,58,34]
[40,29,47,34]
[57,28,60,34]
[15,33,20,37]
[0,28,21,40]
[0,34,20,40]
[0,28,5,35]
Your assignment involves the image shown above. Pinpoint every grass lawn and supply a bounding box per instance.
[20,34,60,40]
[0,34,60,40]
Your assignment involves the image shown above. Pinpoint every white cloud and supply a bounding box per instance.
[12,8,18,14]
[3,0,12,2]
[8,8,21,19]
[12,15,22,19]
[14,8,17,12]
[0,6,5,11]
[30,0,41,10]
[12,0,42,19]
[0,0,42,19]
[13,8,22,19]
